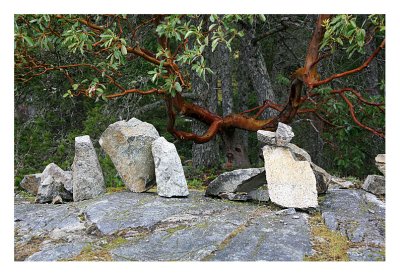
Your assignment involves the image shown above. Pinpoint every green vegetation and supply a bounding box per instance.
[305,214,350,261]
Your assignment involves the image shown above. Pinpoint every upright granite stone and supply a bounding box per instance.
[20,173,42,195]
[362,175,385,195]
[72,135,105,202]
[151,137,189,197]
[35,163,73,203]
[205,168,265,197]
[262,145,318,208]
[375,154,385,176]
[275,122,294,146]
[99,119,160,192]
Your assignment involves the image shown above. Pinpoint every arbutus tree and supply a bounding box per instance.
[14,14,385,169]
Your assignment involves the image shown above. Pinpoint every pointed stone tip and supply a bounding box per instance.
[75,135,91,143]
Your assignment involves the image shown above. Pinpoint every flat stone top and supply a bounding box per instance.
[75,135,91,143]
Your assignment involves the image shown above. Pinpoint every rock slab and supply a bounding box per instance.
[99,118,159,192]
[20,173,42,195]
[362,175,385,195]
[72,135,106,202]
[151,137,189,197]
[262,145,318,208]
[375,154,385,175]
[205,168,265,197]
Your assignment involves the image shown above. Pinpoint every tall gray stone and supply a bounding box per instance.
[262,145,318,208]
[151,137,189,197]
[275,122,294,147]
[35,163,73,203]
[362,175,385,195]
[99,119,159,192]
[205,168,265,197]
[20,173,42,195]
[72,135,105,202]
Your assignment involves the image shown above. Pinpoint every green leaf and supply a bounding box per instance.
[174,82,182,93]
[121,45,127,55]
[24,36,34,46]
[72,84,79,90]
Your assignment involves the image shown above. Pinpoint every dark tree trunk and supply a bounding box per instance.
[191,42,220,168]
[239,23,277,119]
[217,44,250,168]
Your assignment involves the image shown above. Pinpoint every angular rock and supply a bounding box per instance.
[311,163,331,194]
[51,195,63,204]
[257,130,276,145]
[375,154,385,175]
[35,175,73,203]
[205,168,265,197]
[72,135,106,202]
[151,137,189,197]
[287,143,311,162]
[20,173,42,195]
[262,145,318,208]
[99,119,159,192]
[362,175,385,195]
[41,163,73,193]
[275,122,294,147]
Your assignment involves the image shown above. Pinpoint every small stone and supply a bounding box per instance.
[257,130,276,145]
[20,173,42,195]
[41,163,73,193]
[275,122,294,147]
[375,154,385,175]
[275,208,296,216]
[362,175,385,195]
[292,215,300,219]
[248,189,269,202]
[368,209,375,214]
[51,195,63,204]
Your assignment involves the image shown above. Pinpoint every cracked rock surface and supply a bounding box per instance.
[15,188,385,261]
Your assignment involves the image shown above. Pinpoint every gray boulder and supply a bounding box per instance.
[262,145,318,208]
[35,163,73,203]
[99,118,159,192]
[375,154,385,176]
[151,137,189,197]
[72,135,106,202]
[275,122,294,146]
[20,173,42,195]
[205,168,265,197]
[248,188,270,202]
[362,175,385,195]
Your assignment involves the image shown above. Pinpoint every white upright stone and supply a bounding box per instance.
[263,145,318,208]
[151,137,189,197]
[72,135,105,201]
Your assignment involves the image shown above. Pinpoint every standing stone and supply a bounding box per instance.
[20,173,42,195]
[205,168,265,197]
[151,137,189,197]
[362,175,385,195]
[375,154,385,176]
[99,119,160,192]
[72,135,105,202]
[263,145,318,208]
[275,122,294,147]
